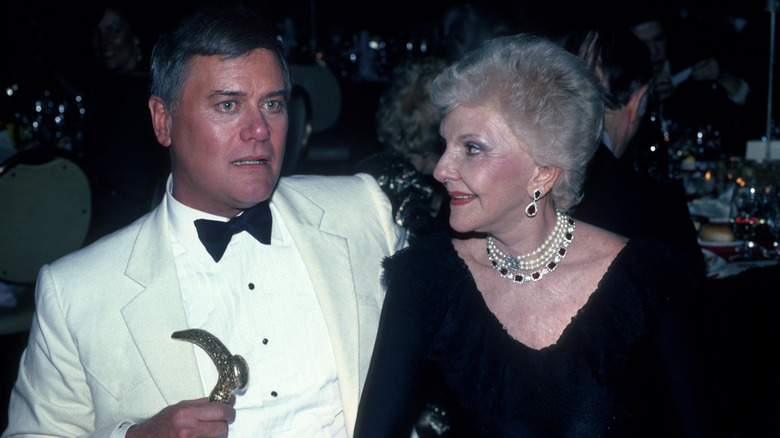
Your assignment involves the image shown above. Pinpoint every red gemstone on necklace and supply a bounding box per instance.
[548,262,556,269]
[559,248,566,255]
[515,275,522,282]
[500,268,508,275]
[532,272,540,279]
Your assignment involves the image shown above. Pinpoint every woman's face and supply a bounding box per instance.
[433,104,539,235]
[92,8,138,73]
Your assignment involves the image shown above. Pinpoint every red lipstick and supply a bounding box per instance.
[448,191,475,206]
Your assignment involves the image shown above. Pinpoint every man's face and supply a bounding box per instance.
[631,21,667,73]
[151,48,288,217]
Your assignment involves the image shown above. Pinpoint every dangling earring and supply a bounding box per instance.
[525,188,542,218]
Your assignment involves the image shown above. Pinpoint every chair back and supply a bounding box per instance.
[289,61,341,133]
[281,86,312,176]
[0,147,91,284]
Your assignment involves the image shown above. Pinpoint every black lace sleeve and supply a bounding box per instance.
[355,232,459,437]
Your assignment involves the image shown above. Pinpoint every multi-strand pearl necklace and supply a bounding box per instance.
[486,210,575,284]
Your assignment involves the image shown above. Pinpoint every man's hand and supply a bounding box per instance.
[126,397,236,438]
[654,70,676,101]
[691,58,720,82]
[692,58,747,103]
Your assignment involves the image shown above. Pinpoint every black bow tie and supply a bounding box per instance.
[194,201,272,262]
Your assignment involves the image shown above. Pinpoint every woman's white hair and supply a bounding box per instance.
[431,33,604,211]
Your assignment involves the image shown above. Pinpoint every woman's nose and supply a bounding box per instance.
[433,151,455,183]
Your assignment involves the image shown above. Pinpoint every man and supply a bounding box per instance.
[565,27,704,271]
[566,29,717,435]
[629,13,751,155]
[3,5,404,437]
[630,17,749,106]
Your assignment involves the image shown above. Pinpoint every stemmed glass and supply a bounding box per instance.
[728,179,771,260]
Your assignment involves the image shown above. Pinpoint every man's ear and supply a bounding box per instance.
[530,165,562,196]
[149,96,173,147]
[628,84,650,124]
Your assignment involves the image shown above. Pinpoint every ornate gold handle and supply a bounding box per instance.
[171,328,249,403]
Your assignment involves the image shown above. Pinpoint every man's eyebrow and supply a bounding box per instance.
[265,89,288,100]
[208,89,287,99]
[209,90,245,98]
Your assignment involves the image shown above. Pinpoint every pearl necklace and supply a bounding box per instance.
[486,211,575,284]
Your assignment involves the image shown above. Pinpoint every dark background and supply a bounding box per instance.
[1,0,775,168]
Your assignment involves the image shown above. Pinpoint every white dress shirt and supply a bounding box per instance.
[164,181,346,437]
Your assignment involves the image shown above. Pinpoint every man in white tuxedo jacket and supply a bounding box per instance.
[3,5,404,438]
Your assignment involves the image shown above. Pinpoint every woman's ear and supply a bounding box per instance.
[148,96,173,147]
[530,165,562,196]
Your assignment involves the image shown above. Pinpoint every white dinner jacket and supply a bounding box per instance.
[3,173,405,438]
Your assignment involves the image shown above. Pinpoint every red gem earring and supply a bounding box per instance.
[525,188,542,217]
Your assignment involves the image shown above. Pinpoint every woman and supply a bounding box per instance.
[355,34,710,437]
[82,3,170,243]
[354,57,449,244]
[91,5,145,74]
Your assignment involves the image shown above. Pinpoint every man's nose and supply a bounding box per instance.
[241,110,271,142]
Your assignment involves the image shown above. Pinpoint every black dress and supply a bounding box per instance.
[356,232,713,437]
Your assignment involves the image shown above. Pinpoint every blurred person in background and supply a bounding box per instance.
[81,2,170,243]
[564,26,705,270]
[629,7,752,156]
[438,3,514,63]
[354,57,450,244]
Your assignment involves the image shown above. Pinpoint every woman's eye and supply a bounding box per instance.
[466,143,481,155]
[219,101,236,111]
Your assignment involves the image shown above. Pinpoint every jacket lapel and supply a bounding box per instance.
[121,199,205,404]
[117,186,363,414]
[271,182,361,425]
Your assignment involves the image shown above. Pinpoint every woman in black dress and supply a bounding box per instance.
[355,34,712,437]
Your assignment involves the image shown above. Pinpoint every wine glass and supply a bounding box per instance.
[728,179,771,260]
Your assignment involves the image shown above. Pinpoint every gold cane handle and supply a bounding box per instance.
[171,328,249,403]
